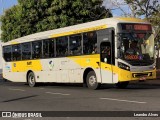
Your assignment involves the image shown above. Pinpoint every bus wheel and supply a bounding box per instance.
[116,81,129,89]
[28,72,36,87]
[86,71,100,90]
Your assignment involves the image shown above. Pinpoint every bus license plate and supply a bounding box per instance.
[140,76,146,80]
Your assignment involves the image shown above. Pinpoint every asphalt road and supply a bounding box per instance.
[0,80,160,120]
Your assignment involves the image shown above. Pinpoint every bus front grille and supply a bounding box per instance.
[132,72,152,78]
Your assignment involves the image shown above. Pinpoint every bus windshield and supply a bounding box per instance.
[118,32,155,66]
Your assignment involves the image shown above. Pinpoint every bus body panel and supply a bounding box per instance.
[2,53,156,84]
[2,58,156,83]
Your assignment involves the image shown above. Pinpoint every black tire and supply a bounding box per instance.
[28,72,36,87]
[86,71,100,90]
[116,81,129,89]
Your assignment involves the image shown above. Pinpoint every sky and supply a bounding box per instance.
[103,0,130,16]
[0,0,18,15]
[0,0,128,16]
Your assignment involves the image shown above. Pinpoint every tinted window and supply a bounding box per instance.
[56,37,68,57]
[48,39,55,58]
[43,39,50,58]
[3,46,12,62]
[43,39,55,58]
[83,32,97,54]
[101,42,111,64]
[69,34,82,56]
[32,41,42,59]
[12,44,21,61]
[22,42,31,60]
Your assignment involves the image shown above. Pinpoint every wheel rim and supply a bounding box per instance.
[89,75,96,86]
[29,74,35,85]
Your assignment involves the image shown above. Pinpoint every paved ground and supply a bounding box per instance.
[0,79,160,120]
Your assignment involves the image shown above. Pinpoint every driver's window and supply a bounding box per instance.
[101,42,111,64]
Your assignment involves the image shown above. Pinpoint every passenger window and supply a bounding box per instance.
[22,42,31,60]
[12,44,21,61]
[3,46,12,62]
[32,41,42,59]
[56,37,68,57]
[49,39,55,58]
[43,39,50,58]
[83,31,97,55]
[69,34,82,56]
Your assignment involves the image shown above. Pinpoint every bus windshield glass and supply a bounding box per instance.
[118,25,155,66]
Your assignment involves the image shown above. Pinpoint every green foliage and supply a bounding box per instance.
[149,7,160,42]
[124,0,160,41]
[0,5,22,42]
[125,0,159,18]
[0,0,112,42]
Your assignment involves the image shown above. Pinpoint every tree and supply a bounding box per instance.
[124,0,160,40]
[125,0,159,18]
[0,5,22,42]
[0,0,112,42]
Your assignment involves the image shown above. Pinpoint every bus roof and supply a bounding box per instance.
[3,17,150,46]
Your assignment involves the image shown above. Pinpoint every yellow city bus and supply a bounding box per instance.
[2,17,156,89]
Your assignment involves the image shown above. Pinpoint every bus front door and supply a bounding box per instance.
[100,42,113,83]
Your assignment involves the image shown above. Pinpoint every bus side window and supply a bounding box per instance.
[43,39,50,58]
[3,46,12,62]
[22,42,32,60]
[69,34,82,56]
[49,40,55,58]
[12,44,21,61]
[83,32,97,55]
[32,41,42,59]
[56,37,68,57]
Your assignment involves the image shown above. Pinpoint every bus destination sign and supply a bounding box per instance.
[121,24,152,31]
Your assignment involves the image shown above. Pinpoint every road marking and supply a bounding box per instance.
[100,98,146,104]
[9,88,25,92]
[40,88,45,89]
[46,92,70,96]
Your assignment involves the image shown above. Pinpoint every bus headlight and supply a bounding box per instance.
[118,62,130,71]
